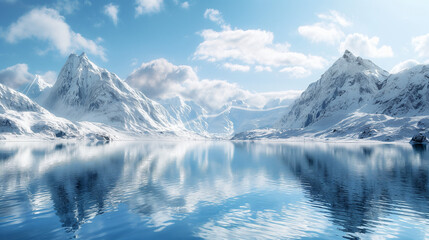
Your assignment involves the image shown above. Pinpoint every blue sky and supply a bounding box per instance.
[1,0,429,96]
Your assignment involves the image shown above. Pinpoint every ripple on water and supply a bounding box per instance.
[0,141,428,239]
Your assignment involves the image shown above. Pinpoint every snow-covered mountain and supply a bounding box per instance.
[43,53,188,136]
[19,75,52,103]
[0,83,79,139]
[234,50,429,142]
[279,50,388,129]
[4,50,429,142]
[4,52,290,140]
[373,64,429,116]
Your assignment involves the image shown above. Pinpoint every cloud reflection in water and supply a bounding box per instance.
[0,141,428,239]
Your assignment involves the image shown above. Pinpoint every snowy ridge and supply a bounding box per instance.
[373,64,429,116]
[19,75,52,105]
[44,53,189,136]
[234,50,429,142]
[0,83,79,139]
[279,50,388,129]
[0,52,291,140]
[3,50,429,142]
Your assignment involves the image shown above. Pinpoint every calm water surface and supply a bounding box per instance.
[0,141,428,239]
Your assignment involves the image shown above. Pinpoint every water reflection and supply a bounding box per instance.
[0,141,428,239]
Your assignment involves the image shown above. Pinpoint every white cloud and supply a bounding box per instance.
[4,7,106,60]
[317,10,351,27]
[0,64,56,89]
[223,63,250,72]
[54,0,80,15]
[135,0,163,15]
[195,28,326,70]
[298,23,344,45]
[0,64,33,89]
[126,58,198,99]
[40,71,57,84]
[390,59,420,74]
[339,33,393,58]
[126,58,249,110]
[298,11,392,59]
[280,66,311,78]
[182,79,252,110]
[197,9,324,77]
[298,10,348,45]
[412,33,429,57]
[255,66,272,72]
[127,58,301,111]
[259,90,303,101]
[181,1,189,9]
[204,9,224,25]
[104,3,119,25]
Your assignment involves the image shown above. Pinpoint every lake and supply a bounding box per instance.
[0,141,428,239]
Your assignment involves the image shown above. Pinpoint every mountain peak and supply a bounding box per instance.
[79,52,88,59]
[279,50,389,129]
[66,52,89,63]
[63,52,96,74]
[326,50,388,79]
[342,50,356,59]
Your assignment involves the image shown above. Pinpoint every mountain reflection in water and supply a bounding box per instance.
[0,141,428,239]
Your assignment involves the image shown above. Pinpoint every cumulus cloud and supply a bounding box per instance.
[126,58,248,110]
[412,33,429,58]
[223,63,250,72]
[0,64,34,89]
[4,7,106,60]
[196,9,326,77]
[255,66,272,72]
[204,9,224,26]
[280,66,312,78]
[104,3,119,25]
[298,10,349,45]
[40,71,57,84]
[135,0,163,15]
[195,28,326,70]
[339,33,393,58]
[0,63,56,89]
[127,58,300,111]
[390,59,420,74]
[299,10,393,60]
[126,58,198,99]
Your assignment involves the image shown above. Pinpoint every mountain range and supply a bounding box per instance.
[0,53,289,140]
[1,50,428,142]
[234,50,429,142]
